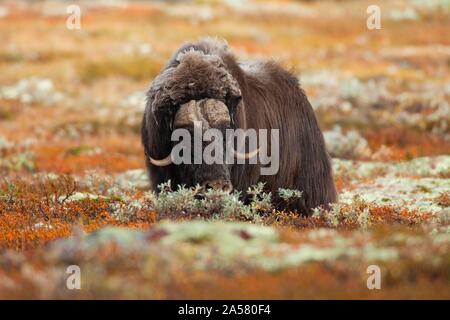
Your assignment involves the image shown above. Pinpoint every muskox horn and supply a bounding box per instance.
[149,155,172,167]
[146,150,173,167]
[231,147,260,160]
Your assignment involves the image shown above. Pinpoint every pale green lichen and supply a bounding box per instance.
[339,177,449,213]
[333,155,450,179]
[278,188,303,201]
[255,244,358,271]
[57,192,108,203]
[146,181,305,222]
[324,126,371,159]
[363,245,399,261]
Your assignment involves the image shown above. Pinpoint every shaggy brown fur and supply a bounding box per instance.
[141,38,337,214]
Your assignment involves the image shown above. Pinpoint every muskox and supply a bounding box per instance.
[141,38,337,214]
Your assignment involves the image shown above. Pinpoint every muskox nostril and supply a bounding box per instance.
[222,181,233,193]
[201,180,233,193]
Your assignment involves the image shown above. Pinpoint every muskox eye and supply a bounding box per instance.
[227,95,242,113]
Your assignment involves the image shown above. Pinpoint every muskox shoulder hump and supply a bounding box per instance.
[262,60,300,87]
[239,59,300,90]
[166,38,230,68]
[239,61,266,76]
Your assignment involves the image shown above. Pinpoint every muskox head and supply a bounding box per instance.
[144,49,256,193]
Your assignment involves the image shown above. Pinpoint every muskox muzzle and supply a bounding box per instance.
[147,98,258,193]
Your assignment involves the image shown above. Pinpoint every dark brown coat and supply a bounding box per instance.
[141,39,337,214]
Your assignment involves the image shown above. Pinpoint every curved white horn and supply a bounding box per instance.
[229,101,259,160]
[232,147,259,160]
[149,153,173,167]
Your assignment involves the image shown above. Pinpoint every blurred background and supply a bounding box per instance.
[0,0,449,299]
